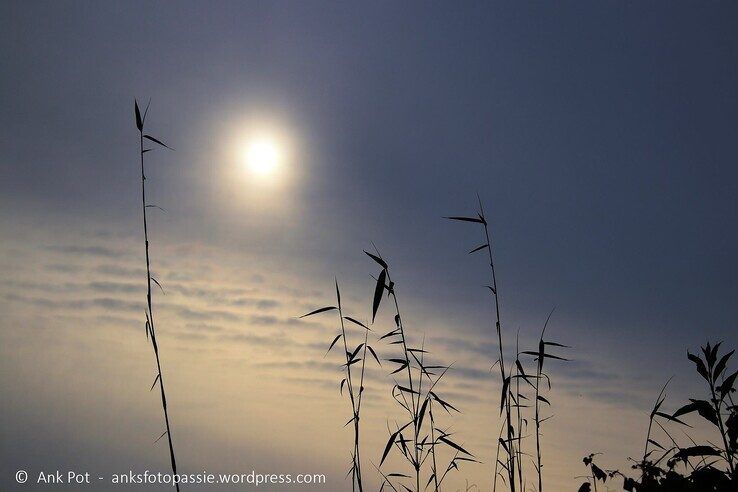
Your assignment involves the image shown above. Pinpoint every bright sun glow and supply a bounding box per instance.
[244,138,281,177]
[227,117,296,192]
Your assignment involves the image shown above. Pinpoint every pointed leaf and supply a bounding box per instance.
[445,216,484,224]
[151,277,165,294]
[379,328,400,340]
[367,345,381,365]
[687,351,710,382]
[713,350,734,380]
[344,316,369,330]
[299,306,337,318]
[134,100,143,131]
[672,445,721,461]
[718,369,738,399]
[144,134,173,150]
[673,401,699,419]
[544,341,570,348]
[350,343,364,361]
[326,334,342,355]
[468,244,489,254]
[438,435,472,456]
[655,411,690,426]
[396,385,419,395]
[372,269,387,322]
[150,373,161,391]
[364,250,388,269]
[380,422,411,465]
[417,398,429,430]
[648,438,665,451]
[500,376,510,415]
[688,399,720,426]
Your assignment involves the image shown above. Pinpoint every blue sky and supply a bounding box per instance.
[1,2,737,490]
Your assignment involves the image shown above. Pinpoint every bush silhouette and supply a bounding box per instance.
[579,342,737,491]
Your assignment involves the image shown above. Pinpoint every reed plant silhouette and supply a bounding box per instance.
[366,249,475,492]
[299,280,380,492]
[521,309,569,491]
[446,200,516,491]
[447,199,568,492]
[134,100,179,490]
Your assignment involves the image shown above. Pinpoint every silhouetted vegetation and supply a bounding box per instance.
[525,310,569,491]
[121,105,736,492]
[300,280,380,492]
[447,201,518,492]
[134,100,180,490]
[300,248,476,492]
[447,200,568,492]
[579,342,738,491]
[366,249,476,492]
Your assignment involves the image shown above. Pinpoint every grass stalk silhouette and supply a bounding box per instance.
[134,100,179,490]
[367,249,474,492]
[448,199,568,491]
[507,330,526,490]
[492,421,505,492]
[511,332,526,490]
[299,280,379,492]
[521,309,568,492]
[364,248,420,490]
[446,199,516,491]
[638,378,674,484]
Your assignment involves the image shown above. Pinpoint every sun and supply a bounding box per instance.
[227,118,295,189]
[244,137,281,177]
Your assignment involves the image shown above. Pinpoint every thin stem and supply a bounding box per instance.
[492,421,504,492]
[709,372,735,474]
[419,341,441,492]
[654,420,695,472]
[514,333,523,489]
[478,197,516,492]
[534,351,542,492]
[384,270,421,490]
[355,329,370,490]
[356,329,369,414]
[429,402,441,492]
[336,281,363,492]
[534,308,555,492]
[416,338,427,491]
[140,128,179,491]
[641,379,671,483]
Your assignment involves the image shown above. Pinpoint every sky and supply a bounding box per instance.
[1,1,737,490]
